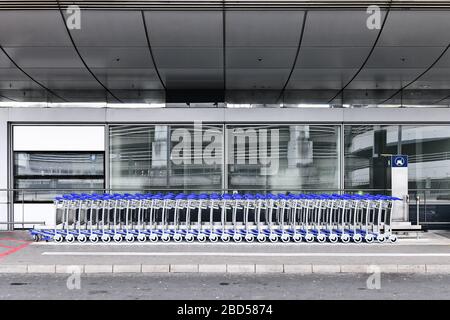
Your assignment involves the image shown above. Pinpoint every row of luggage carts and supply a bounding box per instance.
[30,192,400,244]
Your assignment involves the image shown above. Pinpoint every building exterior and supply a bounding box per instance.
[1,1,450,229]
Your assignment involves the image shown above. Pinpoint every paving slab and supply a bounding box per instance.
[0,231,450,274]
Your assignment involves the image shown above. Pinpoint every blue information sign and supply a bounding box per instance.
[391,155,408,168]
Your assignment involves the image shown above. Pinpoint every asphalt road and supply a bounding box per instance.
[1,273,449,300]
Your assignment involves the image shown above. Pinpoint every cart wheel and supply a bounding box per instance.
[197,234,207,242]
[376,234,385,243]
[125,234,135,243]
[173,234,183,242]
[101,234,111,243]
[137,234,147,243]
[340,234,350,243]
[233,234,242,243]
[364,234,375,243]
[185,234,195,243]
[89,235,99,243]
[269,235,278,243]
[328,234,338,243]
[161,234,171,243]
[281,234,291,243]
[352,234,362,243]
[292,235,302,243]
[77,234,87,243]
[305,234,314,243]
[66,234,75,243]
[113,234,123,243]
[316,234,326,243]
[257,234,267,243]
[388,234,398,243]
[221,234,231,242]
[53,234,64,243]
[245,234,255,243]
[209,234,219,242]
[149,234,159,243]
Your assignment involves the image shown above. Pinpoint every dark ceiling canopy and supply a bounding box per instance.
[1,4,450,106]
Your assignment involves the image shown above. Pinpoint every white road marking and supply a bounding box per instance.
[42,252,450,257]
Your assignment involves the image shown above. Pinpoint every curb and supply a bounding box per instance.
[1,264,450,274]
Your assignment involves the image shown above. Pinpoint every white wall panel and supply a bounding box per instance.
[13,125,105,151]
[13,204,54,229]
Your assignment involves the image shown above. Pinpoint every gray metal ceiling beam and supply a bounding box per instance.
[2,1,450,10]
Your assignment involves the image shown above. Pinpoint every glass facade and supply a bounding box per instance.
[11,123,450,224]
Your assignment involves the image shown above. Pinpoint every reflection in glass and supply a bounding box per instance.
[109,124,223,191]
[110,125,168,190]
[227,125,340,191]
[13,151,105,202]
[14,152,103,176]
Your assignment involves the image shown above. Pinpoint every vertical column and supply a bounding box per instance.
[0,109,8,230]
[391,155,409,221]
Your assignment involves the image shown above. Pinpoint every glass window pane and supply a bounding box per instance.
[14,152,104,176]
[169,124,222,190]
[110,124,223,192]
[344,125,399,192]
[110,125,169,190]
[401,125,450,202]
[227,125,340,192]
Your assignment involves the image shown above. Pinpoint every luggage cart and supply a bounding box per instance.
[30,192,401,244]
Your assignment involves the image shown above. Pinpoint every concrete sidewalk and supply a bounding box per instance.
[1,230,450,274]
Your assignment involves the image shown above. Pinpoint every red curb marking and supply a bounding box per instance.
[0,243,15,249]
[0,242,30,259]
[0,238,29,243]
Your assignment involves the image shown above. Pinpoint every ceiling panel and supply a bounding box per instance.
[106,80,162,90]
[227,69,291,90]
[226,11,304,90]
[379,11,450,46]
[42,80,103,90]
[77,47,155,69]
[227,48,296,68]
[0,10,70,46]
[302,10,387,47]
[346,11,450,100]
[0,68,29,81]
[152,48,222,69]
[144,11,223,89]
[0,80,39,90]
[67,11,147,47]
[2,47,84,68]
[226,11,303,47]
[20,68,94,81]
[366,47,445,69]
[144,11,222,47]
[288,68,357,90]
[162,68,223,89]
[288,11,385,90]
[297,47,373,68]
